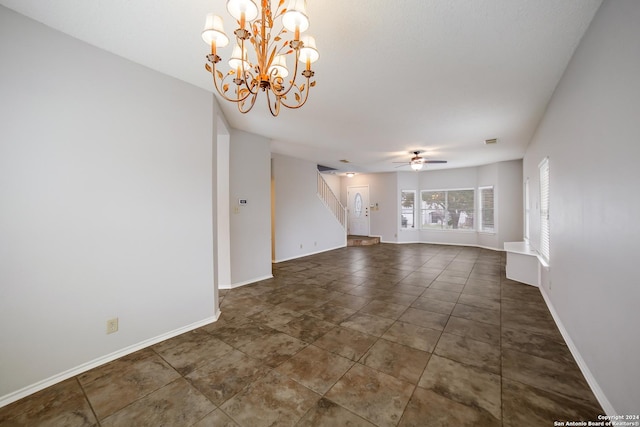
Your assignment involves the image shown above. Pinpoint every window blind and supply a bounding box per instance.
[539,158,550,261]
[479,187,494,232]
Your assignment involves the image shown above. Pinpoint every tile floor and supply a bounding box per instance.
[0,244,604,426]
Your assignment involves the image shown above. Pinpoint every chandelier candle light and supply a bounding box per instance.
[202,0,319,116]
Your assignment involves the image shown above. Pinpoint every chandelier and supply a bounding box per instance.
[202,0,319,116]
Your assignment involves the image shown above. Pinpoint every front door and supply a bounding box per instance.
[347,185,370,236]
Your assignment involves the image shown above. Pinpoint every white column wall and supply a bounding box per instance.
[228,129,273,287]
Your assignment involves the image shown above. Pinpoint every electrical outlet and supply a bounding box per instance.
[106,318,119,334]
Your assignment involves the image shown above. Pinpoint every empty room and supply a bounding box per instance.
[1,0,638,425]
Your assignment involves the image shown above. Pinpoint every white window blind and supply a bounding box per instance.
[479,186,494,232]
[524,178,530,241]
[539,158,550,261]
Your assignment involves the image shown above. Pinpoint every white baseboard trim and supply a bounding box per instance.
[221,274,274,289]
[0,312,220,409]
[273,243,347,263]
[539,287,615,415]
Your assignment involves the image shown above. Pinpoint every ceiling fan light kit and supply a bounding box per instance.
[394,151,447,171]
[202,0,319,116]
[410,158,424,171]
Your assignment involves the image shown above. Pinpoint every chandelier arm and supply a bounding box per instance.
[237,90,259,114]
[265,87,282,117]
[279,76,312,109]
[209,65,254,103]
[269,49,302,97]
[240,70,260,96]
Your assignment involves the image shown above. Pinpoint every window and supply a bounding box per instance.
[524,178,530,241]
[421,189,475,230]
[400,190,416,229]
[478,186,494,232]
[539,158,550,261]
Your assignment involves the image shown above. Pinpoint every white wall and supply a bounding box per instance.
[476,160,524,248]
[496,160,523,245]
[228,129,272,287]
[523,0,639,414]
[272,154,346,262]
[0,6,220,405]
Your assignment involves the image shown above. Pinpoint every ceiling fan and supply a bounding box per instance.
[394,151,447,171]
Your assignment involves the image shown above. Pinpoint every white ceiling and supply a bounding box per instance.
[1,0,602,173]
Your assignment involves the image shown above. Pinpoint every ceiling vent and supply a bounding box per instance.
[484,138,498,145]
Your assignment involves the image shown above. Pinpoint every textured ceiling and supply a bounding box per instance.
[0,0,602,173]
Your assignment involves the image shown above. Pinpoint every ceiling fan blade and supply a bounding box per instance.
[424,160,447,164]
[392,161,411,164]
[394,164,410,168]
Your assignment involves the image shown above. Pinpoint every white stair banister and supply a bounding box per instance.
[317,171,347,229]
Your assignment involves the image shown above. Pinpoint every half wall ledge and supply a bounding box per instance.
[504,241,544,287]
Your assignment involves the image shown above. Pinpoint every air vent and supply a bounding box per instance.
[484,138,498,145]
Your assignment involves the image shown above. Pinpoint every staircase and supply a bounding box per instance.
[317,171,346,229]
[317,172,380,247]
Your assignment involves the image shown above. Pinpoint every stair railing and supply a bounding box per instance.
[317,171,347,229]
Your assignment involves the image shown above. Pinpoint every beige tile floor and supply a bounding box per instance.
[0,244,604,426]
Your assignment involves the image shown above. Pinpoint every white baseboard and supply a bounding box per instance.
[539,286,615,415]
[221,274,274,289]
[273,243,346,263]
[0,312,220,409]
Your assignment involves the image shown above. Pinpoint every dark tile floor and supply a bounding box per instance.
[0,244,604,426]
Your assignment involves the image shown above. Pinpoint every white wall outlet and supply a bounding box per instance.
[106,317,119,334]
